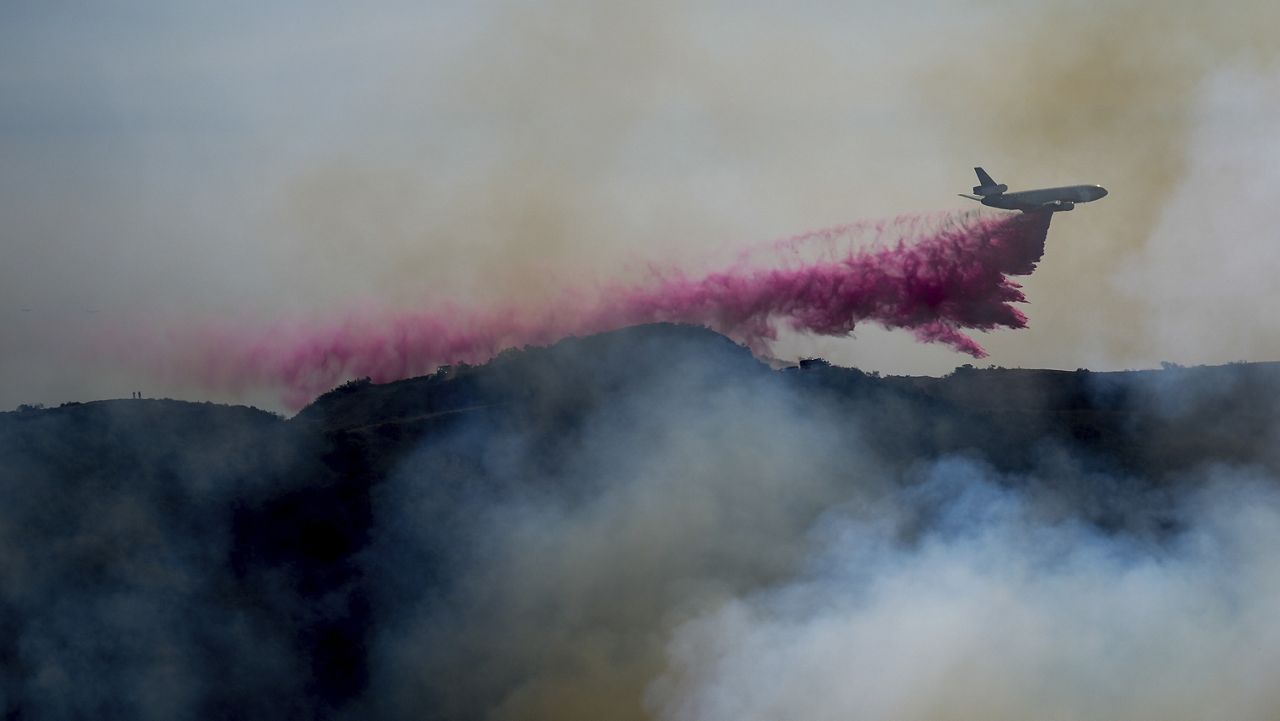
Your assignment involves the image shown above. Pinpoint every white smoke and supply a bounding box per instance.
[1115,65,1280,367]
[650,460,1280,721]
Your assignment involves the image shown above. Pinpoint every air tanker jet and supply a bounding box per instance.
[959,167,1107,212]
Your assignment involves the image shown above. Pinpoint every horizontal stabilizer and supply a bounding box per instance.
[958,193,984,201]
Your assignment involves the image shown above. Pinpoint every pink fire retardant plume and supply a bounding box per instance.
[130,209,1052,408]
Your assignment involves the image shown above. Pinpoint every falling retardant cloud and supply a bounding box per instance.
[105,209,1051,407]
[6,0,1280,410]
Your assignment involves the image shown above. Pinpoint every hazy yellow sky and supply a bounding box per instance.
[3,0,1279,409]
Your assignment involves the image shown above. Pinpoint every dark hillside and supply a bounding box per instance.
[2,324,1278,719]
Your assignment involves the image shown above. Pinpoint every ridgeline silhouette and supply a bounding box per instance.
[3,323,1278,719]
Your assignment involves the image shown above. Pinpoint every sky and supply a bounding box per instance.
[3,0,1280,411]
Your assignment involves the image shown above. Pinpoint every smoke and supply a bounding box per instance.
[112,209,1050,407]
[1114,65,1280,367]
[650,464,1280,721]
[359,336,893,721]
[0,402,311,719]
[351,334,1280,721]
[6,1,1280,410]
[8,322,1280,718]
[916,0,1280,370]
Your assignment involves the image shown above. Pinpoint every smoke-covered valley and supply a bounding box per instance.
[3,323,1279,720]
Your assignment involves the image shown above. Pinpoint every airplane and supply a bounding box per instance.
[959,167,1107,212]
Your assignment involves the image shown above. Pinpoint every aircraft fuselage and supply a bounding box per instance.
[980,184,1108,211]
[961,168,1107,213]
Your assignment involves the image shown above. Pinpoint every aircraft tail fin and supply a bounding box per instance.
[972,167,1008,196]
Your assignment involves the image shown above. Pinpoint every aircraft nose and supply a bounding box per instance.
[1094,185,1109,199]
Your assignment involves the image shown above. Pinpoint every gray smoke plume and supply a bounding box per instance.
[651,462,1280,721]
[6,1,1280,410]
[4,327,1280,718]
[342,332,1280,720]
